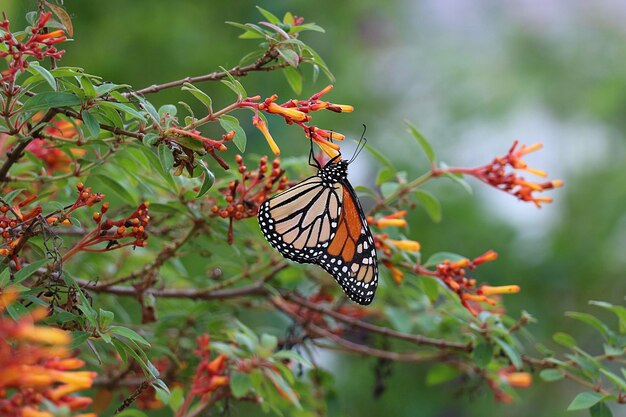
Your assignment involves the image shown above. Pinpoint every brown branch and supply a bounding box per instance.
[75,262,287,300]
[113,378,154,415]
[0,108,57,183]
[271,295,449,363]
[284,293,471,351]
[129,48,281,96]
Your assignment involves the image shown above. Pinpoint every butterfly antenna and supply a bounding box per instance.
[348,124,368,164]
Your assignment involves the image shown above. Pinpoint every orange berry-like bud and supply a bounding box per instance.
[211,206,219,213]
[93,212,101,221]
[0,248,9,256]
[77,182,84,191]
[207,375,230,391]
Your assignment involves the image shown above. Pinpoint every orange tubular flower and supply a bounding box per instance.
[0,288,97,417]
[264,102,309,122]
[502,372,533,388]
[252,116,280,155]
[382,260,405,284]
[368,211,408,228]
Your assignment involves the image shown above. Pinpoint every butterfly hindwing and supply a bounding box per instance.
[315,181,378,305]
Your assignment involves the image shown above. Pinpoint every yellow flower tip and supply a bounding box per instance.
[336,104,354,113]
[523,167,548,178]
[319,85,334,96]
[267,102,308,122]
[479,285,520,296]
[503,372,532,388]
[389,239,420,252]
[17,326,71,345]
[377,219,408,228]
[22,407,54,417]
[57,358,87,370]
[516,179,543,191]
[519,143,543,156]
[253,116,281,155]
[316,140,340,159]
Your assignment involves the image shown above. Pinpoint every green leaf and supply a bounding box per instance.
[263,369,301,408]
[425,252,466,266]
[420,276,440,303]
[405,120,435,162]
[90,174,137,205]
[600,369,626,391]
[70,331,91,349]
[494,338,522,370]
[219,115,246,152]
[28,63,56,90]
[81,109,100,138]
[95,82,130,97]
[472,343,493,368]
[539,369,565,382]
[98,308,114,329]
[590,401,613,417]
[282,66,302,95]
[13,259,49,284]
[195,160,215,198]
[566,311,611,339]
[272,351,313,367]
[278,48,299,67]
[21,92,80,112]
[110,325,151,347]
[589,300,626,334]
[289,23,326,34]
[219,66,247,98]
[225,22,269,39]
[414,189,442,223]
[158,104,177,118]
[567,392,607,411]
[168,385,184,412]
[425,364,460,386]
[158,144,174,173]
[79,76,97,98]
[261,333,278,351]
[376,167,396,186]
[99,101,146,122]
[1,189,25,205]
[553,332,577,348]
[256,6,281,24]
[152,379,170,403]
[230,371,253,398]
[182,82,213,110]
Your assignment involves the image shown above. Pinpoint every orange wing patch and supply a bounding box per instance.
[327,187,362,262]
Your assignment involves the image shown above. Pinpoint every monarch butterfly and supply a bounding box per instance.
[257,135,378,305]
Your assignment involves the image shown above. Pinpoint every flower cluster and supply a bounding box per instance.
[63,183,149,261]
[0,194,42,258]
[0,288,96,417]
[437,141,563,207]
[210,155,288,243]
[26,115,84,173]
[0,12,66,84]
[181,334,230,411]
[419,251,520,316]
[249,85,353,157]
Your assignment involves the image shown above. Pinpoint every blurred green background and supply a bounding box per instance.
[8,1,626,416]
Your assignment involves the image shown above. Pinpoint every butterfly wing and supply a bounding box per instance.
[258,176,343,263]
[316,180,378,305]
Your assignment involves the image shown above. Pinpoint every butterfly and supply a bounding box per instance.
[257,135,378,305]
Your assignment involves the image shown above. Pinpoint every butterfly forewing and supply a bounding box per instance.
[258,176,343,263]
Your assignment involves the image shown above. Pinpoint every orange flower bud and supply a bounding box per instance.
[376,219,407,228]
[479,285,520,295]
[266,102,308,122]
[473,250,497,265]
[449,258,470,269]
[16,326,72,345]
[387,239,420,252]
[207,375,230,391]
[207,353,228,374]
[502,372,532,388]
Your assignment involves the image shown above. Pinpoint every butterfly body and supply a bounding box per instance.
[258,158,378,305]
